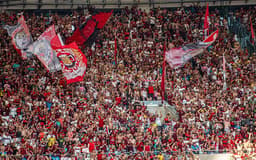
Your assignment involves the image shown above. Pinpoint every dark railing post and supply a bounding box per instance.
[118,0,121,8]
[103,0,106,8]
[55,0,58,8]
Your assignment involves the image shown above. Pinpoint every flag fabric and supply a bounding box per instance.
[85,27,99,47]
[80,19,97,43]
[55,42,87,84]
[204,3,209,38]
[92,10,113,29]
[202,30,218,44]
[51,34,63,49]
[166,30,218,68]
[38,25,56,41]
[65,28,87,46]
[29,25,62,72]
[66,11,112,47]
[250,17,255,43]
[161,42,166,101]
[38,25,62,49]
[31,39,62,72]
[65,18,97,46]
[4,16,33,59]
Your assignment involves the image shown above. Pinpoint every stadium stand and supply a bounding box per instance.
[0,1,256,160]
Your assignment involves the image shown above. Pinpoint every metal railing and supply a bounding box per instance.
[1,0,256,9]
[1,150,255,160]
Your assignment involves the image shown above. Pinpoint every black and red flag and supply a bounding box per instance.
[92,10,113,29]
[66,10,113,47]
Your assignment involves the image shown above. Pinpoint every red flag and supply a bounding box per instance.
[250,17,255,43]
[51,35,63,49]
[203,30,219,43]
[92,10,113,29]
[204,3,209,38]
[161,42,166,101]
[55,42,87,84]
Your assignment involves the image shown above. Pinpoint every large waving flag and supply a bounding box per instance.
[55,42,87,84]
[4,16,33,59]
[29,25,62,72]
[166,30,218,68]
[66,11,112,46]
[38,24,62,49]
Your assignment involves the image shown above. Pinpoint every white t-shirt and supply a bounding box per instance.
[1,135,12,145]
[74,146,81,156]
[10,107,17,117]
[142,90,147,97]
[155,117,162,126]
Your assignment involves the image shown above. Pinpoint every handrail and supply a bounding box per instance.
[1,0,256,7]
[1,150,255,158]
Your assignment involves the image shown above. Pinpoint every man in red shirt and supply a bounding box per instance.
[148,83,155,100]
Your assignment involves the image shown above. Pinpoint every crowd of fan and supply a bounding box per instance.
[0,5,256,160]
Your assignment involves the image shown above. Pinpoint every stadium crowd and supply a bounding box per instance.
[0,5,256,160]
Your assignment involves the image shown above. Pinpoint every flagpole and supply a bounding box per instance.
[250,16,255,44]
[114,33,117,66]
[58,33,64,46]
[223,52,227,91]
[205,29,208,40]
[161,41,166,105]
[204,3,209,39]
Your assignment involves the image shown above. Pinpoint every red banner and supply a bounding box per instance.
[55,42,87,84]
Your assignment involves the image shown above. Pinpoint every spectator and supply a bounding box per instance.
[0,5,255,160]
